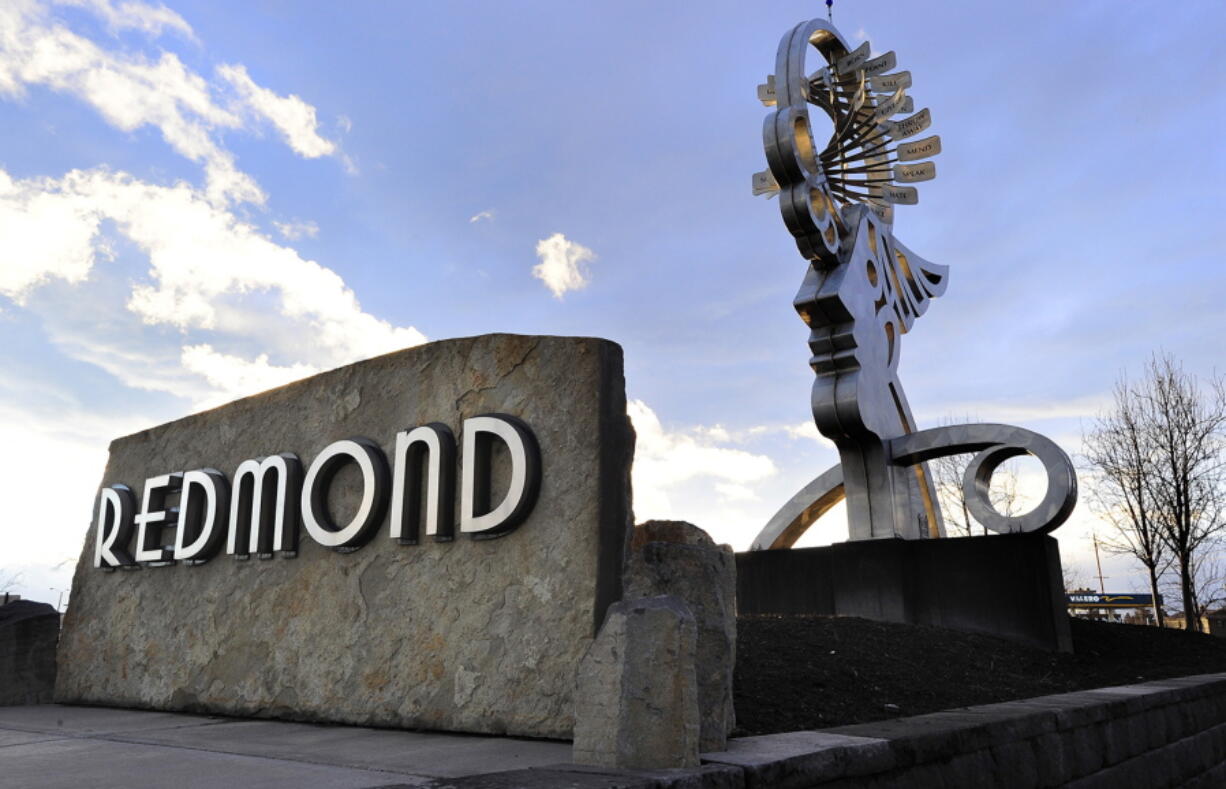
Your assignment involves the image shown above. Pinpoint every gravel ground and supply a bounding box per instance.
[733,614,1226,736]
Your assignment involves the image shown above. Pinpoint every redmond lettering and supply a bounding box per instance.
[92,413,541,570]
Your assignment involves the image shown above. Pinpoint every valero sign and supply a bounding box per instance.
[1066,593,1159,609]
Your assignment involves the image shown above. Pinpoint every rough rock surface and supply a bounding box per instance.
[625,521,736,751]
[572,596,699,769]
[56,334,634,739]
[630,520,716,550]
[0,601,60,705]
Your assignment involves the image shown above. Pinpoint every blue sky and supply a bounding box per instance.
[1,0,1223,606]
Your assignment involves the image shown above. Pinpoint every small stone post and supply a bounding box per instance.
[572,595,700,768]
[625,520,737,752]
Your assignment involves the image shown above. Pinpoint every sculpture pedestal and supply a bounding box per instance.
[736,533,1073,652]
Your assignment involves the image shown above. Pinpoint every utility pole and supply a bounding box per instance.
[1092,533,1107,593]
[1091,533,1112,621]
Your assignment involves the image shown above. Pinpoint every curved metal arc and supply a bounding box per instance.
[775,19,851,107]
[753,422,1079,550]
[751,463,844,551]
[890,423,1078,535]
[765,19,857,265]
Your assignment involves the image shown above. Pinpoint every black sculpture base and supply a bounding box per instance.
[736,533,1073,652]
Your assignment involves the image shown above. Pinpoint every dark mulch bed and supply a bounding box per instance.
[733,615,1226,736]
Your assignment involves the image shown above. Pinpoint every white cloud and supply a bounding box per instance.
[44,327,216,403]
[218,63,337,159]
[674,418,833,448]
[181,344,319,407]
[0,0,410,601]
[715,482,758,503]
[0,166,426,404]
[785,419,836,446]
[695,424,732,443]
[0,170,98,299]
[533,232,595,299]
[469,209,494,224]
[917,394,1111,425]
[628,399,777,519]
[273,218,319,240]
[54,0,194,39]
[0,391,162,604]
[0,1,345,205]
[0,1,257,204]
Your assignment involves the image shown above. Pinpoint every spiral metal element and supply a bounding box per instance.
[753,424,1078,550]
[754,21,941,266]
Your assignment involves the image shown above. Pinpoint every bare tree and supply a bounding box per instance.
[1062,563,1090,594]
[930,417,1021,536]
[1142,355,1226,632]
[1086,355,1226,632]
[931,449,975,536]
[1083,377,1169,626]
[1154,540,1224,627]
[1190,547,1225,621]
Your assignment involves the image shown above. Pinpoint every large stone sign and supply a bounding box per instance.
[56,334,634,739]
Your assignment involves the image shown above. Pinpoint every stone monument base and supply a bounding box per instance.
[736,533,1072,652]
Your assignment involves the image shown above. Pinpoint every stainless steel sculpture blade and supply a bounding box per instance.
[793,204,946,540]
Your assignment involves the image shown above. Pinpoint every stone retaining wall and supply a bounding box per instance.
[701,672,1226,788]
[0,601,60,706]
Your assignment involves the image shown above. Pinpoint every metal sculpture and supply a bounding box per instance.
[751,19,1077,549]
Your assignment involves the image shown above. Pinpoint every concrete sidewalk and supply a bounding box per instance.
[8,674,1225,787]
[0,704,578,788]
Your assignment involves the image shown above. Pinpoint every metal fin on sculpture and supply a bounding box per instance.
[752,169,780,198]
[868,201,894,224]
[870,71,912,92]
[836,40,871,73]
[885,108,931,142]
[896,135,941,162]
[893,161,935,183]
[860,51,897,77]
[872,87,908,122]
[890,234,949,304]
[883,184,918,205]
[757,75,777,107]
